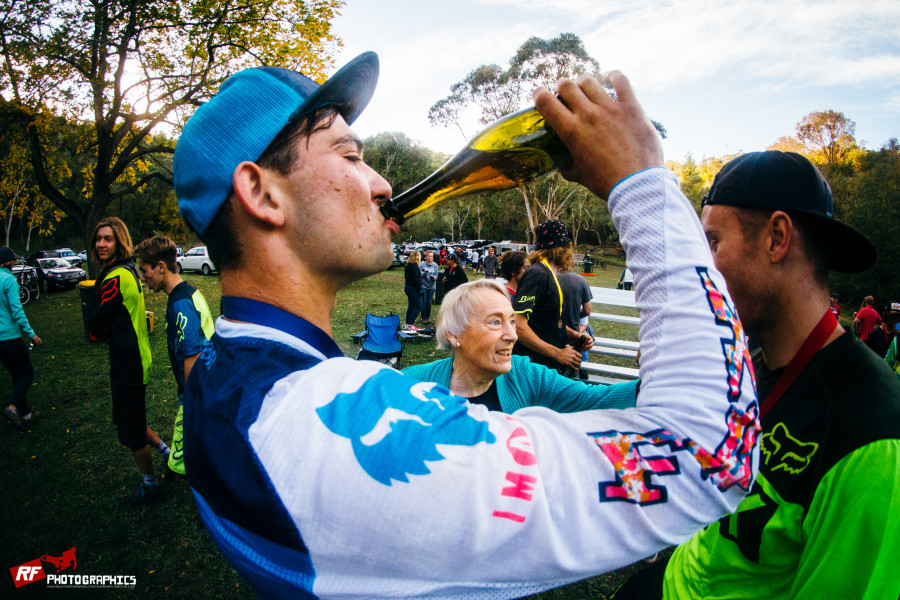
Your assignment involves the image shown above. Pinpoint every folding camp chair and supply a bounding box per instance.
[349,312,416,368]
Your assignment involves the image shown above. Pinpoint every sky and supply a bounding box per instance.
[329,0,900,164]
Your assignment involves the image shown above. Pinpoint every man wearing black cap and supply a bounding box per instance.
[613,151,900,599]
[173,56,761,599]
[512,219,592,373]
[441,251,467,295]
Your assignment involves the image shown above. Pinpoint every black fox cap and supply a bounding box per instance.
[703,151,876,273]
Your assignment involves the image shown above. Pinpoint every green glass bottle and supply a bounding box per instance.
[380,105,573,225]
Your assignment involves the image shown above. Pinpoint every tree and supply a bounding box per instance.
[428,33,605,241]
[833,143,900,302]
[0,0,343,271]
[796,110,857,166]
[362,132,443,194]
[0,98,70,247]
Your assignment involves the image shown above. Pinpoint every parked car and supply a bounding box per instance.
[177,246,217,275]
[56,248,81,267]
[26,250,61,263]
[28,257,86,292]
[77,250,88,263]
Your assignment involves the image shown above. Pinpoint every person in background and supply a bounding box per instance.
[512,219,592,374]
[133,235,215,477]
[442,252,468,295]
[88,216,168,504]
[498,250,529,300]
[558,268,595,377]
[455,246,467,270]
[472,248,481,274]
[829,294,840,319]
[613,150,900,600]
[853,295,880,341]
[864,318,891,358]
[617,267,634,290]
[402,279,636,411]
[0,246,42,431]
[482,247,498,279]
[403,250,422,332]
[419,251,438,325]
[885,335,900,381]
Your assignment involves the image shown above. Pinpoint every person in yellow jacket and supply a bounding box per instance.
[88,217,167,504]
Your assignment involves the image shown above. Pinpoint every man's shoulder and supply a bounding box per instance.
[772,333,900,490]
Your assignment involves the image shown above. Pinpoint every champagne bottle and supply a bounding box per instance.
[380,105,573,225]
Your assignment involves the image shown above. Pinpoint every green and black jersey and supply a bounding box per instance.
[88,259,151,386]
[663,332,900,599]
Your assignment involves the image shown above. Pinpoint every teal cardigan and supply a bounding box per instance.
[402,355,638,413]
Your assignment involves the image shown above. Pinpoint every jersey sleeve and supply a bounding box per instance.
[244,169,761,598]
[522,357,638,411]
[170,297,207,360]
[792,439,900,600]
[88,274,123,340]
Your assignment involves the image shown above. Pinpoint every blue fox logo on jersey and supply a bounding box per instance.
[317,369,496,485]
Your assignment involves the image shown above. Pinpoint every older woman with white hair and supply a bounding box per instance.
[402,279,637,412]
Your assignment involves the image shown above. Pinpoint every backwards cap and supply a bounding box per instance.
[702,151,876,273]
[174,52,379,235]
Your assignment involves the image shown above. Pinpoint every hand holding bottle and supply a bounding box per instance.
[532,71,663,200]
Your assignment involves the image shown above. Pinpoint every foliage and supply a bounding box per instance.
[0,98,69,247]
[0,0,344,270]
[427,33,607,240]
[363,132,444,195]
[831,142,900,303]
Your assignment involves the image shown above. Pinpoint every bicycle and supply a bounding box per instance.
[15,266,40,305]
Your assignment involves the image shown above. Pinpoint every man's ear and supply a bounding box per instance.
[766,211,793,264]
[231,161,286,228]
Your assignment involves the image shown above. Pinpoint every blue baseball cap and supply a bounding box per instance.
[174,52,379,235]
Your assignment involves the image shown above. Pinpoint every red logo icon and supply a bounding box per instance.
[41,547,77,573]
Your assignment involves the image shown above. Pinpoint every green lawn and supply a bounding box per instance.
[1,260,652,599]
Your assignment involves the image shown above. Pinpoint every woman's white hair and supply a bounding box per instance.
[436,279,510,350]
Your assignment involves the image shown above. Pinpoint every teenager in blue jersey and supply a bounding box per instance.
[134,235,215,476]
[172,54,761,599]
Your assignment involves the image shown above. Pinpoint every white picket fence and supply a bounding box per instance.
[582,286,640,385]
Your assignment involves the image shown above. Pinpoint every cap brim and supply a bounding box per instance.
[294,51,379,126]
[800,211,877,274]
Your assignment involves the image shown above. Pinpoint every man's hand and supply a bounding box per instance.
[533,71,664,199]
[557,345,582,369]
[31,335,42,347]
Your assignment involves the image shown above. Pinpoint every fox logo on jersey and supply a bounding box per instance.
[317,369,496,485]
[761,422,818,474]
[99,276,120,306]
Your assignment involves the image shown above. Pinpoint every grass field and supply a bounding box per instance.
[1,258,656,599]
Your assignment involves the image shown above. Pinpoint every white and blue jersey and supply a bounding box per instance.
[184,168,761,599]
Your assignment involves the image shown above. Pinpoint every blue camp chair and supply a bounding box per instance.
[350,313,416,368]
